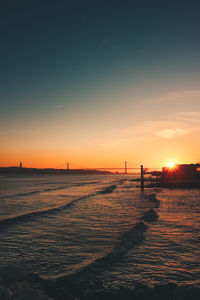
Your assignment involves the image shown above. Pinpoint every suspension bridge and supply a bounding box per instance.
[60,161,161,174]
[18,160,161,174]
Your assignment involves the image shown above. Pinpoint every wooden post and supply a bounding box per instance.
[141,165,144,190]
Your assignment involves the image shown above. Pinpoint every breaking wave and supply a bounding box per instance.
[0,183,118,229]
[57,202,159,281]
[56,221,149,283]
[0,195,89,229]
[98,185,117,194]
[1,181,98,199]
[147,193,160,208]
[141,208,158,222]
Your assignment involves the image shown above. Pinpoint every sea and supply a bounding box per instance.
[0,174,200,289]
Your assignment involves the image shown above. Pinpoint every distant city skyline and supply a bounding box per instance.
[1,1,200,168]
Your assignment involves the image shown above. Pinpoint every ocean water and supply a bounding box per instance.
[0,174,200,289]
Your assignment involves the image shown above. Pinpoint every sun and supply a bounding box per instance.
[167,161,175,168]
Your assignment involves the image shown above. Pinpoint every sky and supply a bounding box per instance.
[0,0,200,169]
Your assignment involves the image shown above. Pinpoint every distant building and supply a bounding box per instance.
[161,163,200,185]
[20,162,22,168]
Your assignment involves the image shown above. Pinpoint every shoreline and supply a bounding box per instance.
[0,167,111,176]
[1,266,200,300]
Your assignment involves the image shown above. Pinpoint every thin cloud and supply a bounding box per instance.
[148,90,200,104]
[101,112,200,147]
[171,111,200,123]
[23,130,42,135]
[156,128,191,139]
[56,104,64,109]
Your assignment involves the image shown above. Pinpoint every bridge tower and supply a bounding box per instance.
[125,161,127,174]
[67,162,70,172]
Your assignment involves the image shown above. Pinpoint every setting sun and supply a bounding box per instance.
[167,162,175,168]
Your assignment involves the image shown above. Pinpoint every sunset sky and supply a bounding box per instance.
[0,0,200,169]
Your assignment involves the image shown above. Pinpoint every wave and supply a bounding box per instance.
[56,221,149,284]
[98,185,117,195]
[0,189,101,229]
[0,198,82,229]
[0,183,117,229]
[141,208,158,222]
[147,193,160,208]
[1,181,98,200]
[96,221,148,262]
[113,221,148,255]
[56,200,157,283]
[1,187,67,199]
[152,188,161,192]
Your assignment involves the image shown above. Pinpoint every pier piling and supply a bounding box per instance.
[141,165,144,190]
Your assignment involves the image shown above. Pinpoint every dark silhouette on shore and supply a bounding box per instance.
[148,163,200,188]
[0,167,111,175]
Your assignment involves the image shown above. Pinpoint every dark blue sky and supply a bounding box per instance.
[1,0,200,112]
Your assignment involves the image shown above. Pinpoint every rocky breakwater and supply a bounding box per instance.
[1,266,200,299]
[0,266,53,300]
[76,283,200,300]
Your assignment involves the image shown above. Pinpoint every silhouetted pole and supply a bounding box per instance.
[67,162,70,172]
[20,162,22,168]
[141,165,144,190]
[125,161,127,174]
